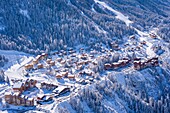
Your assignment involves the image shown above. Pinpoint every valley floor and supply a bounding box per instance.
[0,27,170,113]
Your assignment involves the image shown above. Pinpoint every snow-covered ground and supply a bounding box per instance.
[94,0,133,26]
[93,0,163,59]
[0,2,170,112]
[0,32,170,112]
[1,18,169,113]
[5,55,34,80]
[0,50,33,70]
[19,9,31,20]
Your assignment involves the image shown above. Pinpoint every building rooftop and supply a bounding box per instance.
[13,82,23,89]
[5,92,12,95]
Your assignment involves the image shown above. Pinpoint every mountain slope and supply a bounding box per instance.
[0,0,170,54]
[0,0,136,54]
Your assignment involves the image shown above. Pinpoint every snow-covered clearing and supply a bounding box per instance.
[19,9,31,20]
[0,50,33,69]
[0,50,34,80]
[5,56,33,79]
[94,0,133,26]
[139,36,157,58]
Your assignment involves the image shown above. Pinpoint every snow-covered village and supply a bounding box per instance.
[0,28,170,112]
[0,0,170,113]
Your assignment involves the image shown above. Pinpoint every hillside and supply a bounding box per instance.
[1,0,170,54]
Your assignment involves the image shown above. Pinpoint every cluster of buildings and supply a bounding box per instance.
[5,79,37,106]
[4,77,72,106]
[104,56,159,71]
[56,71,69,79]
[133,57,159,70]
[41,82,58,90]
[4,35,163,108]
[55,70,76,80]
[24,50,99,83]
[25,53,48,70]
[79,69,94,77]
[52,51,99,80]
[104,58,131,70]
[52,86,70,95]
[5,93,35,106]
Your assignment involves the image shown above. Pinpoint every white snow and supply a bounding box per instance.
[115,72,126,86]
[54,101,77,113]
[75,44,88,50]
[94,0,133,26]
[0,50,34,80]
[5,56,33,80]
[19,9,31,19]
[81,11,84,15]
[136,30,157,58]
[91,4,97,13]
[93,0,161,58]
[104,71,126,86]
[94,24,107,34]
[0,50,33,69]
[146,43,156,58]
[103,96,127,113]
[133,28,148,36]
[0,26,5,31]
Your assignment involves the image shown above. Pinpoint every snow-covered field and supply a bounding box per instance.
[0,50,33,70]
[0,50,34,81]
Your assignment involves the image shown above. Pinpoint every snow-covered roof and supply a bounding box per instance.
[53,86,69,94]
[5,92,12,95]
[13,92,20,96]
[68,74,75,78]
[28,98,34,101]
[13,82,23,89]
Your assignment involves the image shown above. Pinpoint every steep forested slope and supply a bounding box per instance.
[104,0,170,41]
[0,0,170,54]
[0,0,135,54]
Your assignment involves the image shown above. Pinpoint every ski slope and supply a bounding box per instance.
[94,0,133,26]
